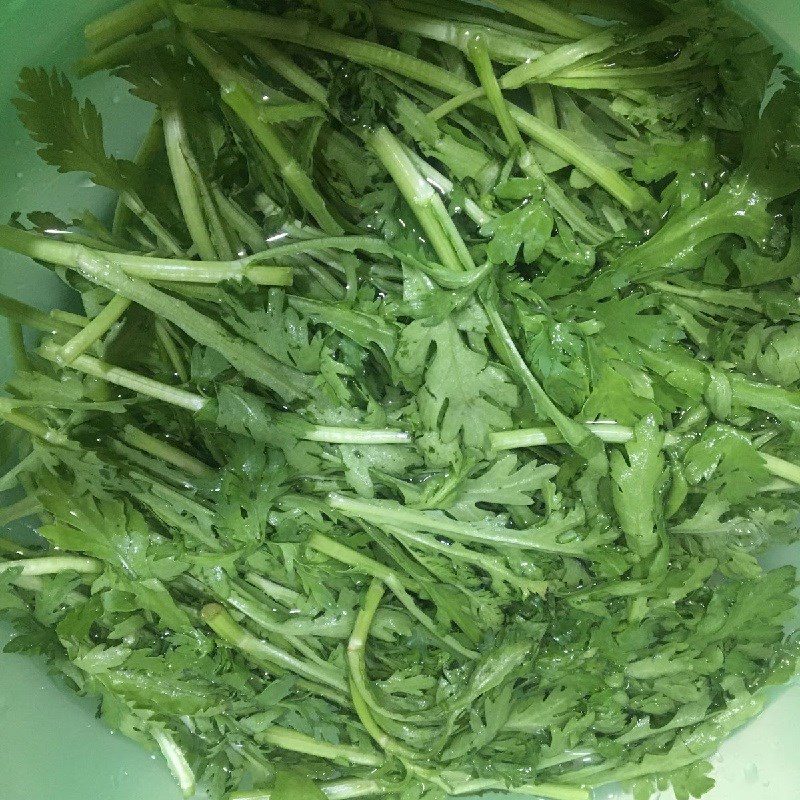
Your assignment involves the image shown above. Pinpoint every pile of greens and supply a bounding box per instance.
[2,0,800,798]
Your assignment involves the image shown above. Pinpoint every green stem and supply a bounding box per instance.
[242,37,329,107]
[0,292,79,335]
[38,343,207,412]
[162,104,218,261]
[401,144,491,225]
[292,426,411,445]
[328,493,587,555]
[529,84,558,128]
[0,398,75,448]
[154,318,190,383]
[492,424,800,487]
[369,127,474,271]
[229,778,387,800]
[173,4,647,210]
[84,0,163,49]
[468,35,522,149]
[0,224,292,285]
[121,425,212,478]
[59,294,131,363]
[181,30,342,236]
[8,321,30,371]
[489,0,597,38]
[184,4,642,210]
[113,112,164,238]
[0,494,42,528]
[212,188,266,253]
[152,729,196,799]
[0,555,102,576]
[501,30,617,90]
[427,87,484,121]
[307,533,478,659]
[76,26,174,76]
[258,726,384,767]
[387,525,547,596]
[50,247,306,402]
[202,603,348,692]
[373,1,546,64]
[121,190,185,257]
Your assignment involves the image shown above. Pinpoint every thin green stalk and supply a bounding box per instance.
[162,104,218,261]
[201,603,348,692]
[244,573,302,608]
[121,190,185,257]
[0,398,75,448]
[59,294,131,363]
[346,580,428,756]
[28,245,307,401]
[387,525,548,596]
[401,144,492,225]
[483,299,604,460]
[85,0,163,49]
[328,492,586,555]
[0,555,102,576]
[242,37,329,107]
[38,343,207,412]
[8,321,30,371]
[76,26,174,76]
[427,87,484,121]
[452,780,589,800]
[0,494,41,528]
[154,318,190,383]
[0,292,79,335]
[121,425,213,478]
[113,112,163,238]
[0,452,40,494]
[153,729,196,799]
[518,149,609,244]
[489,0,597,39]
[501,30,617,90]
[50,309,90,327]
[468,35,522,149]
[258,726,384,767]
[291,426,411,445]
[369,126,474,271]
[211,188,266,252]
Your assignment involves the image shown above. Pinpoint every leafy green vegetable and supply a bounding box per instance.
[1,1,799,799]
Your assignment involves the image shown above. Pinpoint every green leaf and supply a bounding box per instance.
[13,68,141,194]
[272,769,327,800]
[610,415,664,556]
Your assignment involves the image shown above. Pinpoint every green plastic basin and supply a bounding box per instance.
[0,2,798,799]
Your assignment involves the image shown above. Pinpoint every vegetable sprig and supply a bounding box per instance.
[1,1,799,799]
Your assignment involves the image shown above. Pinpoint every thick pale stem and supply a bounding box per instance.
[0,555,102,576]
